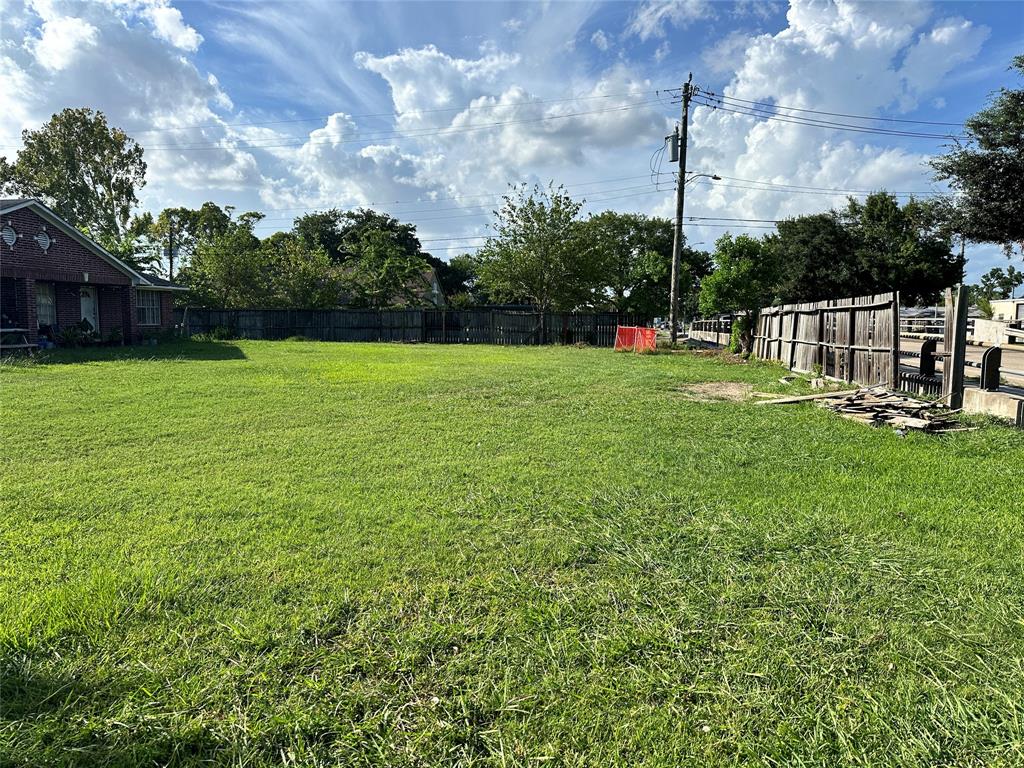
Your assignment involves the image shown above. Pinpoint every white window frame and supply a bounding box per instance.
[137,290,161,326]
[36,282,56,328]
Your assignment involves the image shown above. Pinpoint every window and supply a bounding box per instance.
[137,290,161,326]
[35,282,55,328]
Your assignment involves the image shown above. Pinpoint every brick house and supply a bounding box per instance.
[1,198,185,346]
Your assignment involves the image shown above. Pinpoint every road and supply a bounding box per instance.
[900,338,1024,389]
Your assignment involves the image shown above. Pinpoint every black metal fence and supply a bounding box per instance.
[177,308,644,347]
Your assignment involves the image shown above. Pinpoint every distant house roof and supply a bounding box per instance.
[1,197,186,291]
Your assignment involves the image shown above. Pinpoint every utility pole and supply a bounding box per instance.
[167,215,176,280]
[669,74,692,346]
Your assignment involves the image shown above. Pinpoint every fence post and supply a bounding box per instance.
[942,286,969,408]
[889,291,900,390]
[980,346,1002,392]
[816,306,825,372]
[846,303,856,383]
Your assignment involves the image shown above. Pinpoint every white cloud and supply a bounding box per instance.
[627,0,712,40]
[700,30,751,76]
[144,2,203,51]
[502,18,523,33]
[899,17,988,105]
[591,29,610,52]
[681,0,990,276]
[29,15,98,71]
[1,0,255,205]
[654,41,671,63]
[354,44,520,128]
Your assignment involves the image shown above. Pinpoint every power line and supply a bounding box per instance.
[700,178,939,199]
[712,174,941,196]
[698,89,965,127]
[690,95,966,140]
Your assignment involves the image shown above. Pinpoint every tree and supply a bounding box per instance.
[580,211,708,318]
[979,266,1024,300]
[475,184,600,313]
[261,232,341,308]
[423,253,473,300]
[699,234,780,355]
[439,253,487,306]
[841,192,963,305]
[766,212,858,302]
[178,212,271,308]
[293,209,346,262]
[130,202,235,277]
[0,108,146,249]
[343,228,432,308]
[339,209,421,263]
[931,56,1024,261]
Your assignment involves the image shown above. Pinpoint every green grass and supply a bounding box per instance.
[1,340,1023,767]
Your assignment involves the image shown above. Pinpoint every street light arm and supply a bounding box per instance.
[683,172,721,186]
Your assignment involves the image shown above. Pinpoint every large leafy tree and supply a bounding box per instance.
[581,211,709,318]
[340,209,421,263]
[699,234,781,354]
[343,228,433,308]
[841,193,962,305]
[0,108,146,250]
[178,212,271,308]
[293,209,347,262]
[766,212,858,302]
[475,184,600,313]
[931,56,1024,261]
[130,202,236,276]
[260,232,341,308]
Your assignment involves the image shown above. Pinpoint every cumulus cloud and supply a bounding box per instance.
[683,0,990,239]
[29,15,99,71]
[144,2,203,51]
[591,29,611,52]
[354,44,520,128]
[1,0,257,203]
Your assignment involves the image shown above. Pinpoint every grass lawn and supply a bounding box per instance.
[2,340,1023,767]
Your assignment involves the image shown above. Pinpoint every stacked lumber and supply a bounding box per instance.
[756,386,970,434]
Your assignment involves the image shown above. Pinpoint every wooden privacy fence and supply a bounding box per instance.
[178,308,643,347]
[688,318,733,347]
[753,291,900,387]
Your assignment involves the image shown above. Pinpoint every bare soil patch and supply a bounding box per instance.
[676,381,753,402]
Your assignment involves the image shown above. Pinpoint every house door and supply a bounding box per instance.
[80,286,99,332]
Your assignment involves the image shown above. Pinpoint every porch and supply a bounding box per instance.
[0,276,138,347]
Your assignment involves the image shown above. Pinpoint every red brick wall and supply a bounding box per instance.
[0,207,132,285]
[161,292,175,329]
[1,205,181,344]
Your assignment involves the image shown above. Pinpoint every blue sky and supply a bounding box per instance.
[1,0,1022,279]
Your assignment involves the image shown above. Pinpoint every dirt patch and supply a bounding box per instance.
[676,382,753,402]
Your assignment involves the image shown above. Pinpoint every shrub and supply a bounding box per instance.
[728,316,755,357]
[56,326,85,347]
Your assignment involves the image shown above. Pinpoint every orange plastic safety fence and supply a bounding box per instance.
[614,326,655,353]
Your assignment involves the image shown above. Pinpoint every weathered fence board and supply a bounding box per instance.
[178,308,640,347]
[753,291,900,387]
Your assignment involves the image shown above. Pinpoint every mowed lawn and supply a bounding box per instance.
[1,341,1023,767]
